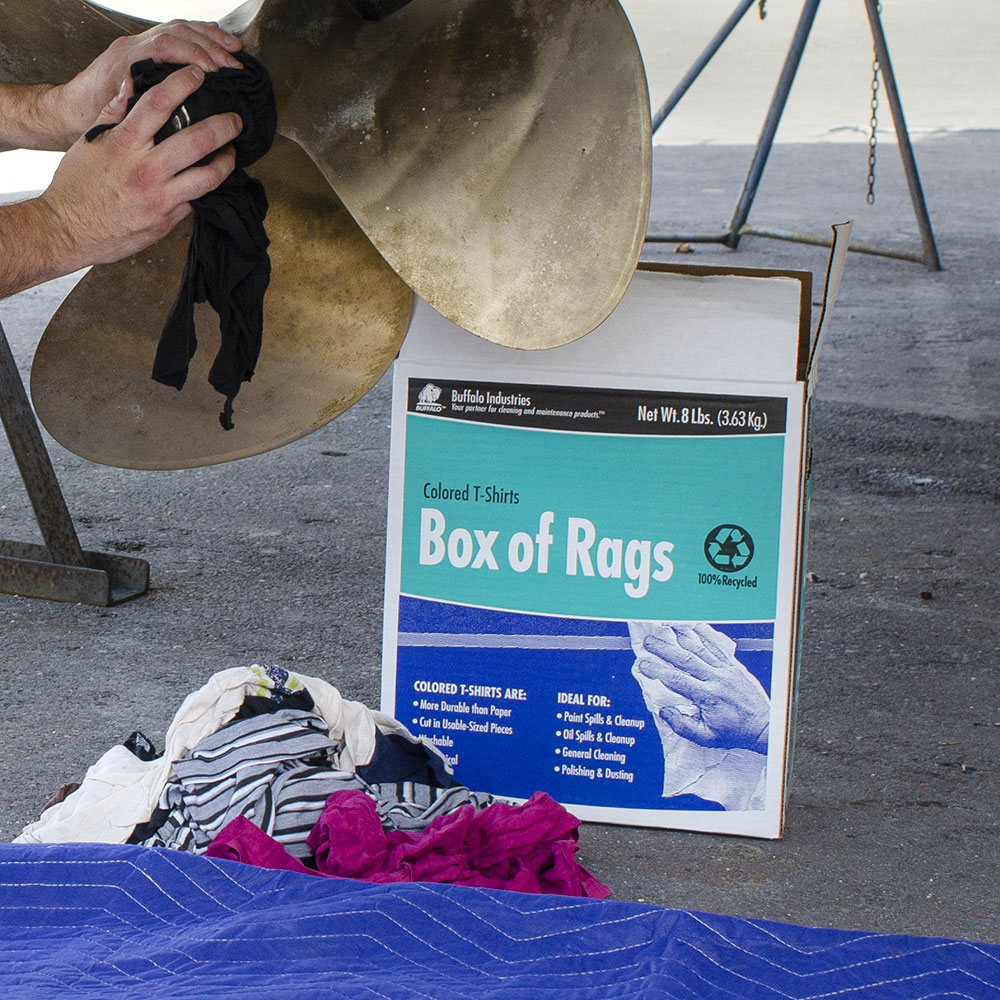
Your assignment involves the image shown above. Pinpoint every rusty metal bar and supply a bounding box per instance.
[646,222,926,264]
[643,231,734,246]
[0,316,150,605]
[739,224,925,262]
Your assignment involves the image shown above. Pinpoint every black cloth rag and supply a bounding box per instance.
[86,53,277,430]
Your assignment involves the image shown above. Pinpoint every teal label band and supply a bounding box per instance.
[400,382,787,621]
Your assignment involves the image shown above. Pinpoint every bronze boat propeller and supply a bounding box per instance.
[1,0,651,468]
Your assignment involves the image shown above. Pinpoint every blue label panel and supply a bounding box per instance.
[395,599,774,812]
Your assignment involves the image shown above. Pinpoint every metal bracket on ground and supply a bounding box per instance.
[0,317,149,605]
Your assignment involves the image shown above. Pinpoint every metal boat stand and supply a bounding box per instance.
[645,0,942,270]
[0,317,149,604]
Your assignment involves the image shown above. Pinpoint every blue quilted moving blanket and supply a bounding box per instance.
[2,843,998,998]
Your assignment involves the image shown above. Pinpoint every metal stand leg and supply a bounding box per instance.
[646,0,942,270]
[651,0,759,134]
[0,318,149,605]
[726,0,822,247]
[862,0,941,270]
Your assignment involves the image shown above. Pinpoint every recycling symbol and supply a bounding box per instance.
[704,524,754,573]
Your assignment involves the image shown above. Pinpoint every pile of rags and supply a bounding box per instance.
[16,665,607,897]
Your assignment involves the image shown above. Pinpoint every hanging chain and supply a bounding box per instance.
[757,0,767,19]
[866,2,883,205]
[867,57,879,203]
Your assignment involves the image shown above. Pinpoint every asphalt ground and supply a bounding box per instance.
[1,126,998,944]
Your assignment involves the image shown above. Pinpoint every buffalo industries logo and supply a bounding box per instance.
[415,383,446,413]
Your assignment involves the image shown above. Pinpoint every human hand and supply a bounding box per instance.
[635,623,770,754]
[43,21,243,150]
[35,64,242,270]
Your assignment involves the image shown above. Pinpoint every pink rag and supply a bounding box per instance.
[207,790,609,898]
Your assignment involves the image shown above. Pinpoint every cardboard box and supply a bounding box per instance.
[381,229,848,838]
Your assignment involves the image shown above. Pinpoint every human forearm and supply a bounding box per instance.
[0,197,78,298]
[0,82,77,152]
[0,24,244,300]
[0,65,241,300]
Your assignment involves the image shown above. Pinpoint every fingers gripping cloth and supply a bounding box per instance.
[86,54,277,430]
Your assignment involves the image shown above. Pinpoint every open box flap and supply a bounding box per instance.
[401,263,812,386]
[804,221,853,390]
[400,226,851,390]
